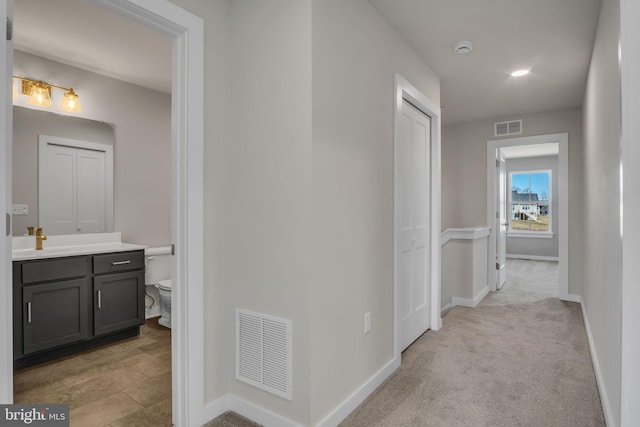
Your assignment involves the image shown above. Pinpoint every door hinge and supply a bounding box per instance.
[6,18,12,41]
[171,244,175,255]
[6,212,10,236]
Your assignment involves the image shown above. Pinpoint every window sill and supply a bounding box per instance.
[507,231,554,239]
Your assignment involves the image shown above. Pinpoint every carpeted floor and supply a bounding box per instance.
[206,259,605,427]
[340,259,605,426]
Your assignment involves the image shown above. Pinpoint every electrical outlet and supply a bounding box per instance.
[364,312,371,334]
[11,204,28,215]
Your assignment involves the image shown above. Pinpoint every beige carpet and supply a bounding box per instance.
[205,259,605,427]
[340,259,605,426]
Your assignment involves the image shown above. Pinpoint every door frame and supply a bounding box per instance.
[0,1,205,425]
[486,133,571,300]
[393,73,441,362]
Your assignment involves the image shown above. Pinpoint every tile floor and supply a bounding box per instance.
[14,318,172,427]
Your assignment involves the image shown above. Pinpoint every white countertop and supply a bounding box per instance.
[12,232,147,261]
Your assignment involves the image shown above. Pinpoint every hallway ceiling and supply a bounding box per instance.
[14,1,602,125]
[369,0,603,125]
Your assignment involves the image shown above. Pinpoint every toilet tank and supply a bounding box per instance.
[145,246,172,285]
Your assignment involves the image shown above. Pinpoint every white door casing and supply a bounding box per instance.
[39,136,111,235]
[496,154,507,289]
[0,0,14,404]
[394,74,441,362]
[486,133,570,300]
[397,99,431,351]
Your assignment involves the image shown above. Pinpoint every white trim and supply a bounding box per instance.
[580,301,615,427]
[440,302,453,316]
[451,286,489,308]
[507,232,554,239]
[0,0,14,404]
[202,394,305,427]
[506,254,559,262]
[441,227,491,246]
[393,73,442,372]
[487,133,569,301]
[37,135,114,233]
[561,293,581,304]
[313,357,400,427]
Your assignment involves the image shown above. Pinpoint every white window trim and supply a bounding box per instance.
[508,169,552,235]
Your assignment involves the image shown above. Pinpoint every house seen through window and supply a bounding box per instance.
[509,170,551,233]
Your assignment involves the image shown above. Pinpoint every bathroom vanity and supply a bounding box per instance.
[12,233,146,369]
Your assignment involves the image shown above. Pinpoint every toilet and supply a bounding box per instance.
[145,247,173,328]
[156,279,172,328]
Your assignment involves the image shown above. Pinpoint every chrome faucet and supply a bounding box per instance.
[35,227,47,250]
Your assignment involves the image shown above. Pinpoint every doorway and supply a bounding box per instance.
[393,74,441,359]
[486,133,572,301]
[0,1,204,425]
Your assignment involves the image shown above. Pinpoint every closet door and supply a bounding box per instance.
[76,148,106,233]
[43,144,77,235]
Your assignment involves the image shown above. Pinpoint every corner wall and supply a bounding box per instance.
[581,0,622,424]
[311,0,439,423]
[441,108,583,295]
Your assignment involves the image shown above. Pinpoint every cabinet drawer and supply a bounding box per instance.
[22,257,90,284]
[93,251,144,274]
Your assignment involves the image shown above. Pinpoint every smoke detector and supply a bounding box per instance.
[454,40,473,54]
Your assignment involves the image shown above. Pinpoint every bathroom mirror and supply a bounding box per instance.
[12,106,115,236]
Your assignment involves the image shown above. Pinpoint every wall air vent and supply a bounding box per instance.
[236,309,292,400]
[494,119,523,137]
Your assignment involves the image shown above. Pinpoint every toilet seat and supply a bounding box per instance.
[158,279,172,291]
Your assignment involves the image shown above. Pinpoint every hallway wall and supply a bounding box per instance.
[582,0,622,424]
[441,108,583,295]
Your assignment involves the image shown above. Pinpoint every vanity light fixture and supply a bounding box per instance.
[13,75,83,112]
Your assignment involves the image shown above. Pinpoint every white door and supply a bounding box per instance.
[496,155,507,289]
[42,144,106,234]
[397,99,431,351]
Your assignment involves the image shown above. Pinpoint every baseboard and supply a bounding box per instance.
[313,356,400,427]
[441,302,453,316]
[506,254,559,262]
[451,286,489,308]
[559,293,581,303]
[202,394,303,427]
[580,301,616,427]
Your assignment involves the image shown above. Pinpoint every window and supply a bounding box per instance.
[509,170,551,235]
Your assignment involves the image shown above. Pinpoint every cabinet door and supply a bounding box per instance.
[94,270,145,336]
[23,278,90,355]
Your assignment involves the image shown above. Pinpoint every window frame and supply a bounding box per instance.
[508,169,553,238]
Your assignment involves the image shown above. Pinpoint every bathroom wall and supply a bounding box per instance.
[13,50,172,247]
[12,107,114,236]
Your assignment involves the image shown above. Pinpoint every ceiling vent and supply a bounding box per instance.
[494,120,522,137]
[236,309,292,400]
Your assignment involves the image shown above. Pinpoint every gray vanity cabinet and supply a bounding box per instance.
[14,250,145,367]
[22,278,90,354]
[93,252,145,336]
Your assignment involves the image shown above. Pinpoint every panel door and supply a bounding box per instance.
[76,148,106,233]
[496,155,507,289]
[44,144,77,234]
[22,278,90,355]
[397,99,431,351]
[94,270,145,336]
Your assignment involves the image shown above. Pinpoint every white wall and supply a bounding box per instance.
[12,106,114,235]
[311,0,439,423]
[505,155,559,258]
[442,108,583,295]
[13,50,172,247]
[582,0,622,424]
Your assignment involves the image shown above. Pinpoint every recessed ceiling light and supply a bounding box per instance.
[453,40,473,54]
[511,69,530,77]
